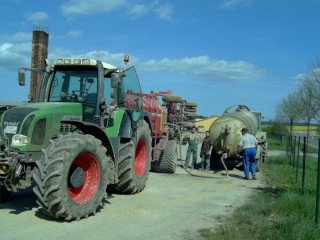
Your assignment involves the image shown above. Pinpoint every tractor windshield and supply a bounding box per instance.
[48,69,98,104]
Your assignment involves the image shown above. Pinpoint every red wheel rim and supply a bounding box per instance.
[134,138,148,177]
[68,153,100,205]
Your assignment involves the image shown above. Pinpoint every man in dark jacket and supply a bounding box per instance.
[200,131,213,170]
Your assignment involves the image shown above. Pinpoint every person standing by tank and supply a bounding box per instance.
[184,126,203,169]
[237,127,258,180]
[200,131,213,171]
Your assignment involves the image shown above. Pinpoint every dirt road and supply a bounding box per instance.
[0,145,263,240]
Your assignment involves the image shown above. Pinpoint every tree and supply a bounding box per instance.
[297,72,320,148]
[275,91,301,137]
[309,56,320,120]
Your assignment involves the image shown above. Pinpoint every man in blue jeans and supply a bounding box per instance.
[237,127,258,180]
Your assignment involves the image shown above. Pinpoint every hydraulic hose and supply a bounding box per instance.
[180,151,229,179]
[165,122,229,179]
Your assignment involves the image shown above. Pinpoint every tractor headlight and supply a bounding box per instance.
[11,134,30,146]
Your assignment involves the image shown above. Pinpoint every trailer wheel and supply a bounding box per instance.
[110,121,152,194]
[0,186,10,203]
[256,142,267,172]
[33,134,108,221]
[162,94,182,103]
[261,142,267,163]
[256,151,263,172]
[151,139,177,173]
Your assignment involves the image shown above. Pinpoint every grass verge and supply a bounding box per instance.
[197,140,320,240]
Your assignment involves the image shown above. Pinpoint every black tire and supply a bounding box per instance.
[210,152,220,169]
[185,102,197,107]
[33,133,109,221]
[0,186,10,203]
[151,139,177,173]
[184,112,197,117]
[184,108,197,113]
[110,121,152,194]
[184,110,197,115]
[256,151,263,172]
[162,95,182,103]
[256,142,267,172]
[261,142,267,163]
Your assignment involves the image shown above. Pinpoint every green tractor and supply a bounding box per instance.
[0,57,152,220]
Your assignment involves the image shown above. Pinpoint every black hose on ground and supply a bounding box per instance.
[165,122,228,179]
[179,152,229,179]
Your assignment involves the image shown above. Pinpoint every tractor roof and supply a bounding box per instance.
[53,58,118,70]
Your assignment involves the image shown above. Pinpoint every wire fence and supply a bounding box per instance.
[286,136,320,226]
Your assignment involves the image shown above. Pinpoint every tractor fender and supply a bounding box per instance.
[61,120,116,161]
[141,111,152,134]
[119,111,133,139]
[120,110,153,138]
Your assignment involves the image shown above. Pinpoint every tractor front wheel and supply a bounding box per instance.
[109,121,151,194]
[33,134,109,221]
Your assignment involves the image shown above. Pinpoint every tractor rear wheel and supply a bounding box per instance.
[151,139,177,173]
[110,121,152,194]
[33,133,108,221]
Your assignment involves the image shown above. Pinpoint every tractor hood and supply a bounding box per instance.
[1,102,83,150]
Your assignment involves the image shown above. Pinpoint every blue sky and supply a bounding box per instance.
[0,0,320,119]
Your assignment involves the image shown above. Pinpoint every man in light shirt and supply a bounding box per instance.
[237,127,258,180]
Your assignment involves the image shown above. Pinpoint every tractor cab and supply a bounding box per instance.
[18,57,144,126]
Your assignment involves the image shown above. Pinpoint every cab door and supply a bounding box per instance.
[120,66,143,128]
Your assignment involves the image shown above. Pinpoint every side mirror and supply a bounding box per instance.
[111,73,122,88]
[18,71,26,86]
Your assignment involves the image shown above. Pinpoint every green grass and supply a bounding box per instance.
[267,137,286,151]
[197,154,320,240]
[268,136,319,154]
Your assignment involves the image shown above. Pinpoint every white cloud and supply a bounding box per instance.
[0,41,264,83]
[61,0,127,15]
[25,11,49,22]
[138,56,266,82]
[220,0,251,9]
[0,43,31,71]
[0,32,31,43]
[126,4,149,18]
[155,3,173,21]
[67,30,83,38]
[76,51,139,67]
[47,49,138,68]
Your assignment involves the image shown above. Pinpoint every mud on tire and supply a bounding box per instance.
[109,120,152,194]
[33,133,109,221]
[151,139,177,174]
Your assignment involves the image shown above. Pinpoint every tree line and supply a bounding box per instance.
[275,56,320,145]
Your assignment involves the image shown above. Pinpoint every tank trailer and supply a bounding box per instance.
[209,105,267,171]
